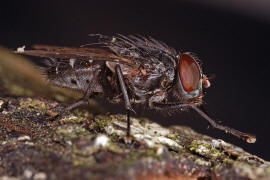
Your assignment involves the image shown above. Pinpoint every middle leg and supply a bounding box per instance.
[115,64,135,137]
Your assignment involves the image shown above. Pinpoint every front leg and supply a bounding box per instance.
[152,102,256,143]
[115,64,135,137]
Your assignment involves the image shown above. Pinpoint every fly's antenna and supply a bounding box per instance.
[191,105,256,143]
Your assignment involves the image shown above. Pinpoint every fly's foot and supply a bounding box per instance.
[45,112,61,123]
[124,136,133,144]
[123,136,143,149]
[45,105,68,125]
[46,102,65,116]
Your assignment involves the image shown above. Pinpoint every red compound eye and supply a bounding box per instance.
[179,54,200,92]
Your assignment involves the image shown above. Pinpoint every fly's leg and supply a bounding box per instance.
[191,105,256,143]
[115,64,135,137]
[50,88,93,121]
[152,102,256,143]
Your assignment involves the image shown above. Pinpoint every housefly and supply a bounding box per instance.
[16,34,256,143]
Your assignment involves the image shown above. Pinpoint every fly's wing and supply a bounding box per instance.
[15,45,131,63]
[15,45,132,91]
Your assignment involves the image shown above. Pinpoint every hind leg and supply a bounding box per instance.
[49,88,93,121]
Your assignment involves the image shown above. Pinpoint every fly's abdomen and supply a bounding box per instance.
[44,58,103,92]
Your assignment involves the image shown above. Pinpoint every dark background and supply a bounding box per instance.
[1,0,270,160]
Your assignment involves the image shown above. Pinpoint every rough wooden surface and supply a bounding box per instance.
[0,47,270,180]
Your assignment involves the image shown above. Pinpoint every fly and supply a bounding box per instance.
[15,34,256,143]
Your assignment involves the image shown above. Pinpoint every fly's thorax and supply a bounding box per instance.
[106,60,176,103]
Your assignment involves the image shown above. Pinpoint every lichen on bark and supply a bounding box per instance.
[0,47,270,180]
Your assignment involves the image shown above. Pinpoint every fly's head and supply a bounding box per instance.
[174,53,210,105]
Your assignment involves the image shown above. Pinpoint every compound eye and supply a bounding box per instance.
[178,53,200,92]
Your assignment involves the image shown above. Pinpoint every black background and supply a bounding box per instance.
[1,1,270,160]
